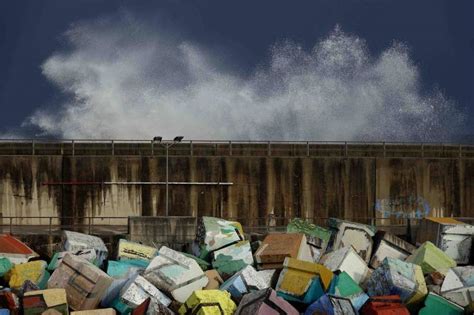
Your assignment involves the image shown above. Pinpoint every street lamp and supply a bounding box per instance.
[153,136,183,216]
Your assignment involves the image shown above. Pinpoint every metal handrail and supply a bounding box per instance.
[0,139,473,146]
[2,215,473,229]
[0,139,473,158]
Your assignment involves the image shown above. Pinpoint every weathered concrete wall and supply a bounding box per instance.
[376,159,460,219]
[0,156,61,220]
[0,154,472,222]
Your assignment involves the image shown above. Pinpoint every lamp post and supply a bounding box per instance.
[153,136,183,216]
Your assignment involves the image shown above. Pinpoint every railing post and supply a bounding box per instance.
[421,143,424,158]
[306,141,310,157]
[32,140,35,155]
[344,142,348,157]
[229,141,232,156]
[383,141,386,158]
[151,140,154,156]
[459,144,462,158]
[72,140,75,156]
[111,140,115,155]
[190,140,193,156]
[267,141,271,156]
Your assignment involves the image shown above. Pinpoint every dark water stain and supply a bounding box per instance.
[0,158,34,205]
[232,158,245,220]
[257,158,267,220]
[272,158,284,218]
[170,157,192,216]
[195,157,213,217]
[36,157,62,216]
[462,160,474,216]
[60,157,73,224]
[61,157,112,223]
[293,158,303,218]
[388,159,418,211]
[426,159,458,216]
[311,159,345,219]
[140,157,152,216]
[115,157,141,208]
[330,159,345,219]
[220,157,229,217]
[34,157,61,215]
[452,160,460,216]
[0,154,471,222]
[153,157,169,216]
[312,158,326,218]
[347,159,375,219]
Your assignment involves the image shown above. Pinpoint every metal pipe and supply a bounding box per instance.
[42,181,234,185]
[107,181,233,185]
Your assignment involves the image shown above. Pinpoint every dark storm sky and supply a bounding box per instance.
[0,0,473,136]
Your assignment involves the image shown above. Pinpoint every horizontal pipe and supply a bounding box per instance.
[105,181,233,185]
[42,181,233,186]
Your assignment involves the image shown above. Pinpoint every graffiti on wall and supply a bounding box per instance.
[375,196,431,219]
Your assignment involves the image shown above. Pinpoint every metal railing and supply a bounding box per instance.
[0,139,473,158]
[0,216,129,236]
[3,215,473,237]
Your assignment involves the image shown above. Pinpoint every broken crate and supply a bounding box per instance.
[23,289,68,315]
[47,249,97,271]
[370,231,416,269]
[406,241,457,275]
[440,265,474,311]
[204,270,224,290]
[7,261,50,290]
[220,265,269,301]
[211,240,254,279]
[144,246,208,303]
[179,290,236,315]
[117,239,158,263]
[416,217,474,265]
[304,294,357,315]
[327,218,376,264]
[360,295,409,315]
[255,233,313,270]
[48,253,113,310]
[235,288,299,315]
[276,257,333,304]
[61,231,108,267]
[115,275,171,313]
[328,271,369,311]
[366,258,427,307]
[418,292,464,315]
[320,246,369,285]
[0,234,39,264]
[287,218,332,261]
[194,217,244,260]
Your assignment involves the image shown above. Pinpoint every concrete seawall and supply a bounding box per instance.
[0,141,473,224]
